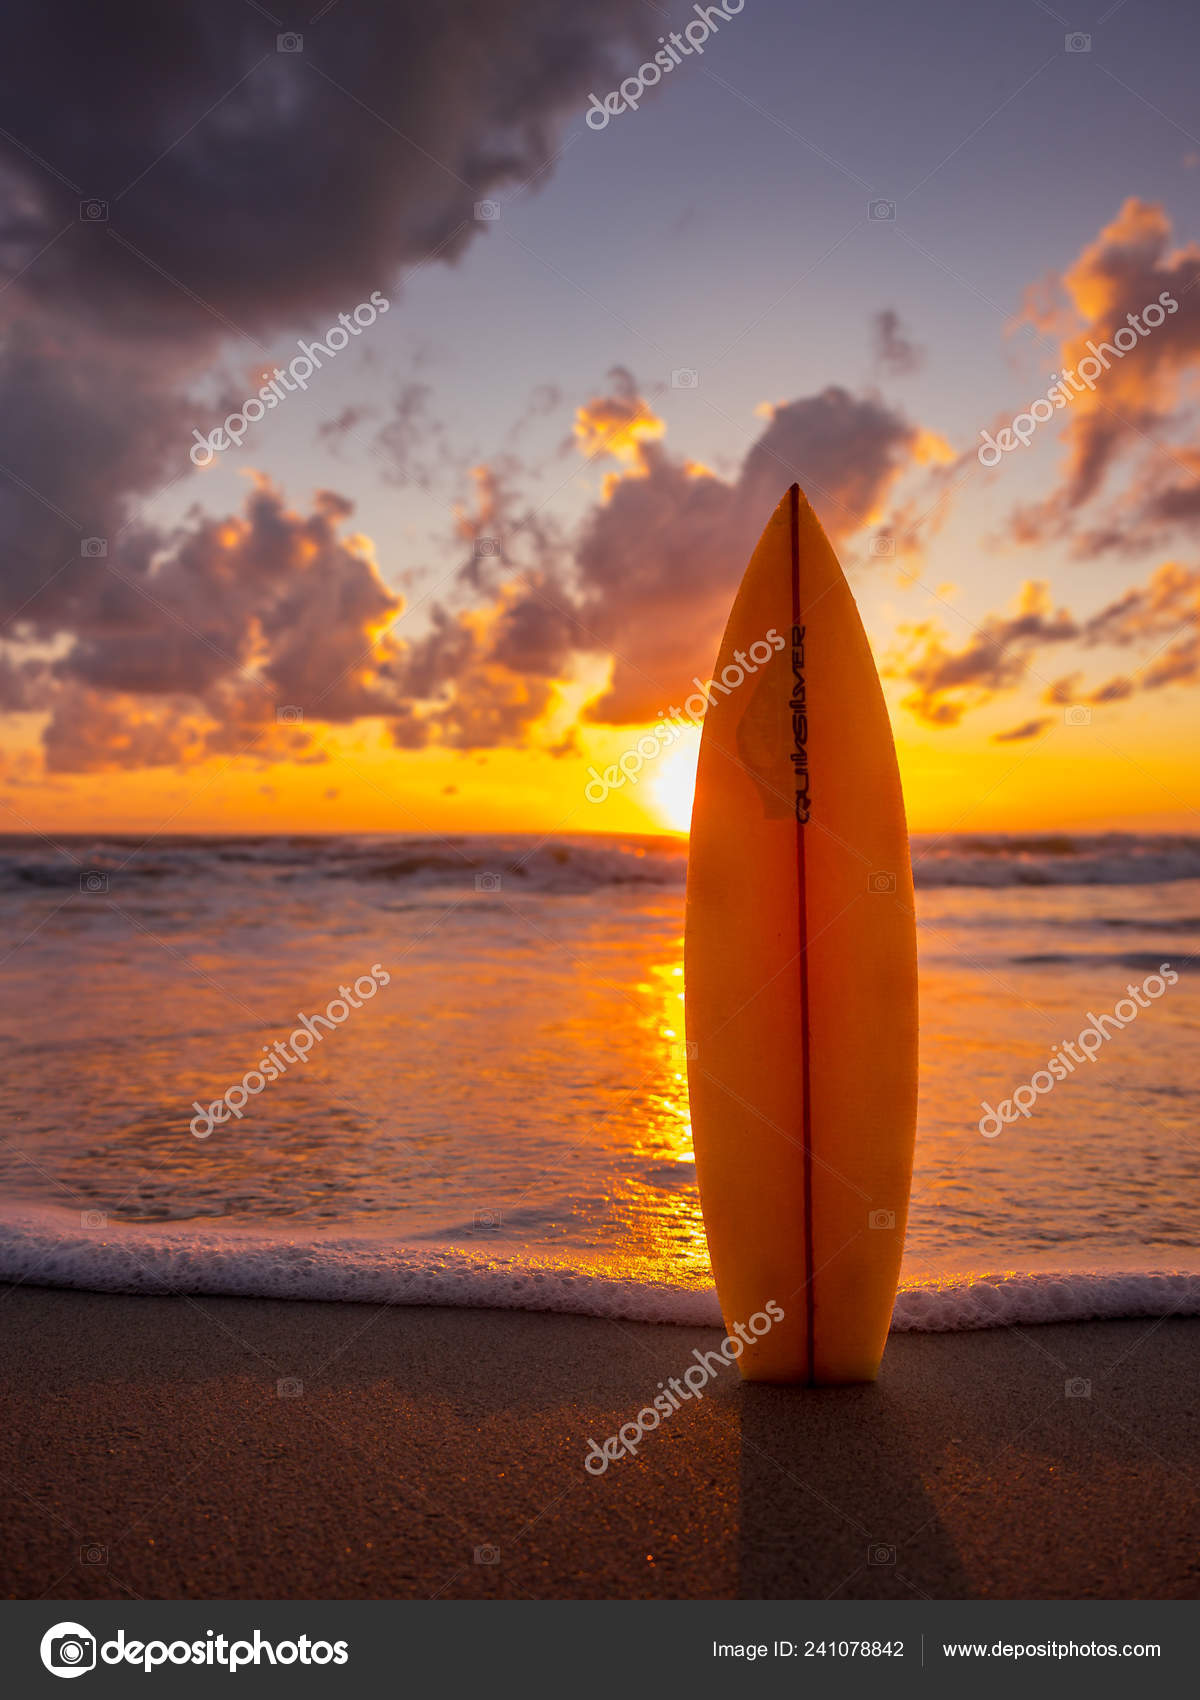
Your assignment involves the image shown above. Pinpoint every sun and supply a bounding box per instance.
[648,729,701,833]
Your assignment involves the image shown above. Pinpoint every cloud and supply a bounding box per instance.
[509,382,565,443]
[31,479,410,770]
[1081,559,1199,645]
[0,1,653,340]
[1006,199,1200,546]
[0,1,652,731]
[0,1,654,763]
[1141,639,1200,688]
[0,0,958,789]
[388,579,577,750]
[1141,448,1200,525]
[871,309,924,377]
[372,381,453,490]
[571,366,665,467]
[572,381,932,722]
[1077,562,1200,694]
[0,316,198,634]
[890,559,1200,730]
[885,581,1078,727]
[992,717,1052,742]
[741,388,936,534]
[1041,672,1134,708]
[368,365,944,741]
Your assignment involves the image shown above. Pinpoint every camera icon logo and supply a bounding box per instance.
[277,1377,304,1398]
[868,870,896,894]
[1065,32,1091,52]
[1064,705,1092,726]
[80,537,107,557]
[869,535,895,558]
[40,1622,96,1677]
[671,368,699,389]
[80,870,109,894]
[474,872,502,893]
[79,200,108,223]
[473,537,501,557]
[81,1210,107,1229]
[868,1543,897,1565]
[474,1207,502,1229]
[276,705,304,724]
[277,32,303,52]
[79,1544,107,1566]
[869,1209,896,1231]
[868,199,896,221]
[1065,1377,1092,1398]
[474,200,501,221]
[474,1544,501,1564]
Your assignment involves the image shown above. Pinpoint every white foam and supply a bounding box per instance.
[4,1204,1200,1333]
[0,1205,721,1324]
[892,1269,1200,1331]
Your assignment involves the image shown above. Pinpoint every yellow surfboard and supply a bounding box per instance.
[684,486,918,1384]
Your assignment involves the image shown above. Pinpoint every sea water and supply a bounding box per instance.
[0,832,1196,1329]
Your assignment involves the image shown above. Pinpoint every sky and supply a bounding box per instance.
[1,0,1199,837]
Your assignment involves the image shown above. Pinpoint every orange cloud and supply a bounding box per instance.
[886,581,1078,728]
[1009,199,1200,546]
[573,380,665,468]
[890,559,1200,731]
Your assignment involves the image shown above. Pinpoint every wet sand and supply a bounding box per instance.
[2,1288,1197,1599]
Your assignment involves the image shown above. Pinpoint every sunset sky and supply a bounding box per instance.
[2,0,1199,837]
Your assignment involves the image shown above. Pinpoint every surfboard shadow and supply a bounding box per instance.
[735,1366,972,1599]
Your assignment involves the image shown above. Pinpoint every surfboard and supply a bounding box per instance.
[684,485,918,1384]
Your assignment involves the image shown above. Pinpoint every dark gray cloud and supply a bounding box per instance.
[0,1,653,339]
[992,717,1052,742]
[0,0,654,764]
[871,309,924,377]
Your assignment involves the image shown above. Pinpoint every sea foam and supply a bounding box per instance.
[3,1204,1199,1332]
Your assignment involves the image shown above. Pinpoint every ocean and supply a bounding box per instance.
[1,831,1197,1331]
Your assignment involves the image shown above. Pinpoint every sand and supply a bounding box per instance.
[2,1288,1197,1600]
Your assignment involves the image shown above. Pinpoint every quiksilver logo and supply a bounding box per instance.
[789,623,811,823]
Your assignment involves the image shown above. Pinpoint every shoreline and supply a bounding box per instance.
[2,1289,1197,1600]
[4,1203,1200,1330]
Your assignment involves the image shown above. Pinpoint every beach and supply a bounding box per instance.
[4,1289,1197,1601]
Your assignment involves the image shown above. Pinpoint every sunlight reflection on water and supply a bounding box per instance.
[0,836,1196,1285]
